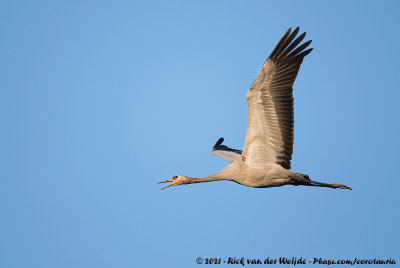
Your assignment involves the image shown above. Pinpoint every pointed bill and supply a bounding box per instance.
[158,178,174,190]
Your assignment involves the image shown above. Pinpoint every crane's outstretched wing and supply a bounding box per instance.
[212,137,242,163]
[242,27,312,169]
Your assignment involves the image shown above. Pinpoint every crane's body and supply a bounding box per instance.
[204,161,299,188]
[159,27,352,191]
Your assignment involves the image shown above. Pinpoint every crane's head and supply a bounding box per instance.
[159,175,189,190]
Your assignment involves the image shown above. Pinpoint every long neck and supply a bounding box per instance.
[187,174,226,184]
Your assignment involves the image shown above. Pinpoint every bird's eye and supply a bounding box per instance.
[173,176,178,179]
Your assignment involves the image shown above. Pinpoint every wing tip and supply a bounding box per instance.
[269,26,313,63]
[213,137,224,148]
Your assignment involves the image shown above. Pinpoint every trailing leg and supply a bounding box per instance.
[303,180,352,190]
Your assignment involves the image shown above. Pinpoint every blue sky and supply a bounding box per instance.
[1,1,399,267]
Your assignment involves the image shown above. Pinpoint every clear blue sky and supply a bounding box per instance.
[1,1,399,267]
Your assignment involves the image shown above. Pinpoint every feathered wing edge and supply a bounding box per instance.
[211,137,242,164]
[269,27,313,64]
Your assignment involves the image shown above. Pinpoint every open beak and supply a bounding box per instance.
[158,179,174,190]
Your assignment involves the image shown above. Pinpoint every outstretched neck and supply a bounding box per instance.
[187,174,225,184]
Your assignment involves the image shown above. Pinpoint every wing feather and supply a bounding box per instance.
[242,27,312,169]
[211,137,242,164]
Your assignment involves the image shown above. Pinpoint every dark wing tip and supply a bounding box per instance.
[268,27,292,60]
[269,27,312,63]
[213,137,224,148]
[295,48,313,60]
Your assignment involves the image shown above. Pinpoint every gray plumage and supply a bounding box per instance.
[160,27,352,191]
